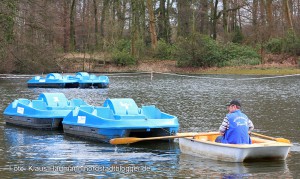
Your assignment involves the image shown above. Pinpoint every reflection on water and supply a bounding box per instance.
[1,125,180,178]
[0,73,300,178]
[178,153,292,178]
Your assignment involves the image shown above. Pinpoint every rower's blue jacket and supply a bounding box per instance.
[222,109,252,144]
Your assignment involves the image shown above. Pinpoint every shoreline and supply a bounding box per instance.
[58,53,300,75]
[98,60,300,75]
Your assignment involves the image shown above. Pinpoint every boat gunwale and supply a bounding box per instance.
[182,137,292,149]
[61,123,179,129]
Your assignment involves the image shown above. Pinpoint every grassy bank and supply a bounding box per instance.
[131,60,300,75]
[196,66,300,75]
[60,54,300,75]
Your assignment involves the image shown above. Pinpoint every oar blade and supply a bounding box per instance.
[276,138,291,144]
[110,137,141,145]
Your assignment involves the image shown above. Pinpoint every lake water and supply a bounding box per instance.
[0,73,299,178]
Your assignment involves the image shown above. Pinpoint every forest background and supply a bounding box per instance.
[1,0,300,74]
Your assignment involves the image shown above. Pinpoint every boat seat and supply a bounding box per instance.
[38,93,69,107]
[76,72,90,80]
[69,98,87,107]
[34,76,41,80]
[141,105,161,119]
[94,107,114,119]
[79,105,94,113]
[31,100,47,110]
[63,75,76,80]
[194,135,218,142]
[99,76,109,82]
[103,98,140,115]
[17,98,31,105]
[46,73,62,80]
[89,74,97,80]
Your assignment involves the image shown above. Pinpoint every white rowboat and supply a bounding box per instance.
[178,132,292,162]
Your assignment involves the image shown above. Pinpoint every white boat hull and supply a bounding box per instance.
[179,136,292,162]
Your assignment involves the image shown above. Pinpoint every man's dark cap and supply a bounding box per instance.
[225,100,241,107]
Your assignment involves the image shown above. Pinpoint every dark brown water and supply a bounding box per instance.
[0,73,299,178]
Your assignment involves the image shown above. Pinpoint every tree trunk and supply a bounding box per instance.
[93,0,99,47]
[158,0,166,41]
[70,0,76,51]
[252,0,258,43]
[223,0,228,42]
[165,0,171,43]
[100,0,109,38]
[259,0,266,25]
[253,0,258,27]
[283,0,294,32]
[177,0,191,38]
[211,0,219,40]
[147,0,157,49]
[140,0,146,45]
[266,0,273,37]
[230,0,238,33]
[116,0,126,39]
[131,0,138,57]
[199,0,209,35]
[63,0,70,52]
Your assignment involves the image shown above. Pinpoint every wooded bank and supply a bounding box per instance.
[1,0,300,74]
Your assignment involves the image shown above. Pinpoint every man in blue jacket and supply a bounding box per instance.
[215,99,254,144]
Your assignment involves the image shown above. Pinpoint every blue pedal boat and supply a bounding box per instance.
[27,73,78,88]
[75,72,109,88]
[27,72,109,88]
[62,98,179,142]
[3,93,88,129]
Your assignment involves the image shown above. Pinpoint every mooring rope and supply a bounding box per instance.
[153,72,234,80]
[152,72,300,81]
[102,71,300,80]
[237,74,300,80]
[0,74,34,79]
[1,72,299,81]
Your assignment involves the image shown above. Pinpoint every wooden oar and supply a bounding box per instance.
[252,132,291,144]
[110,132,219,145]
